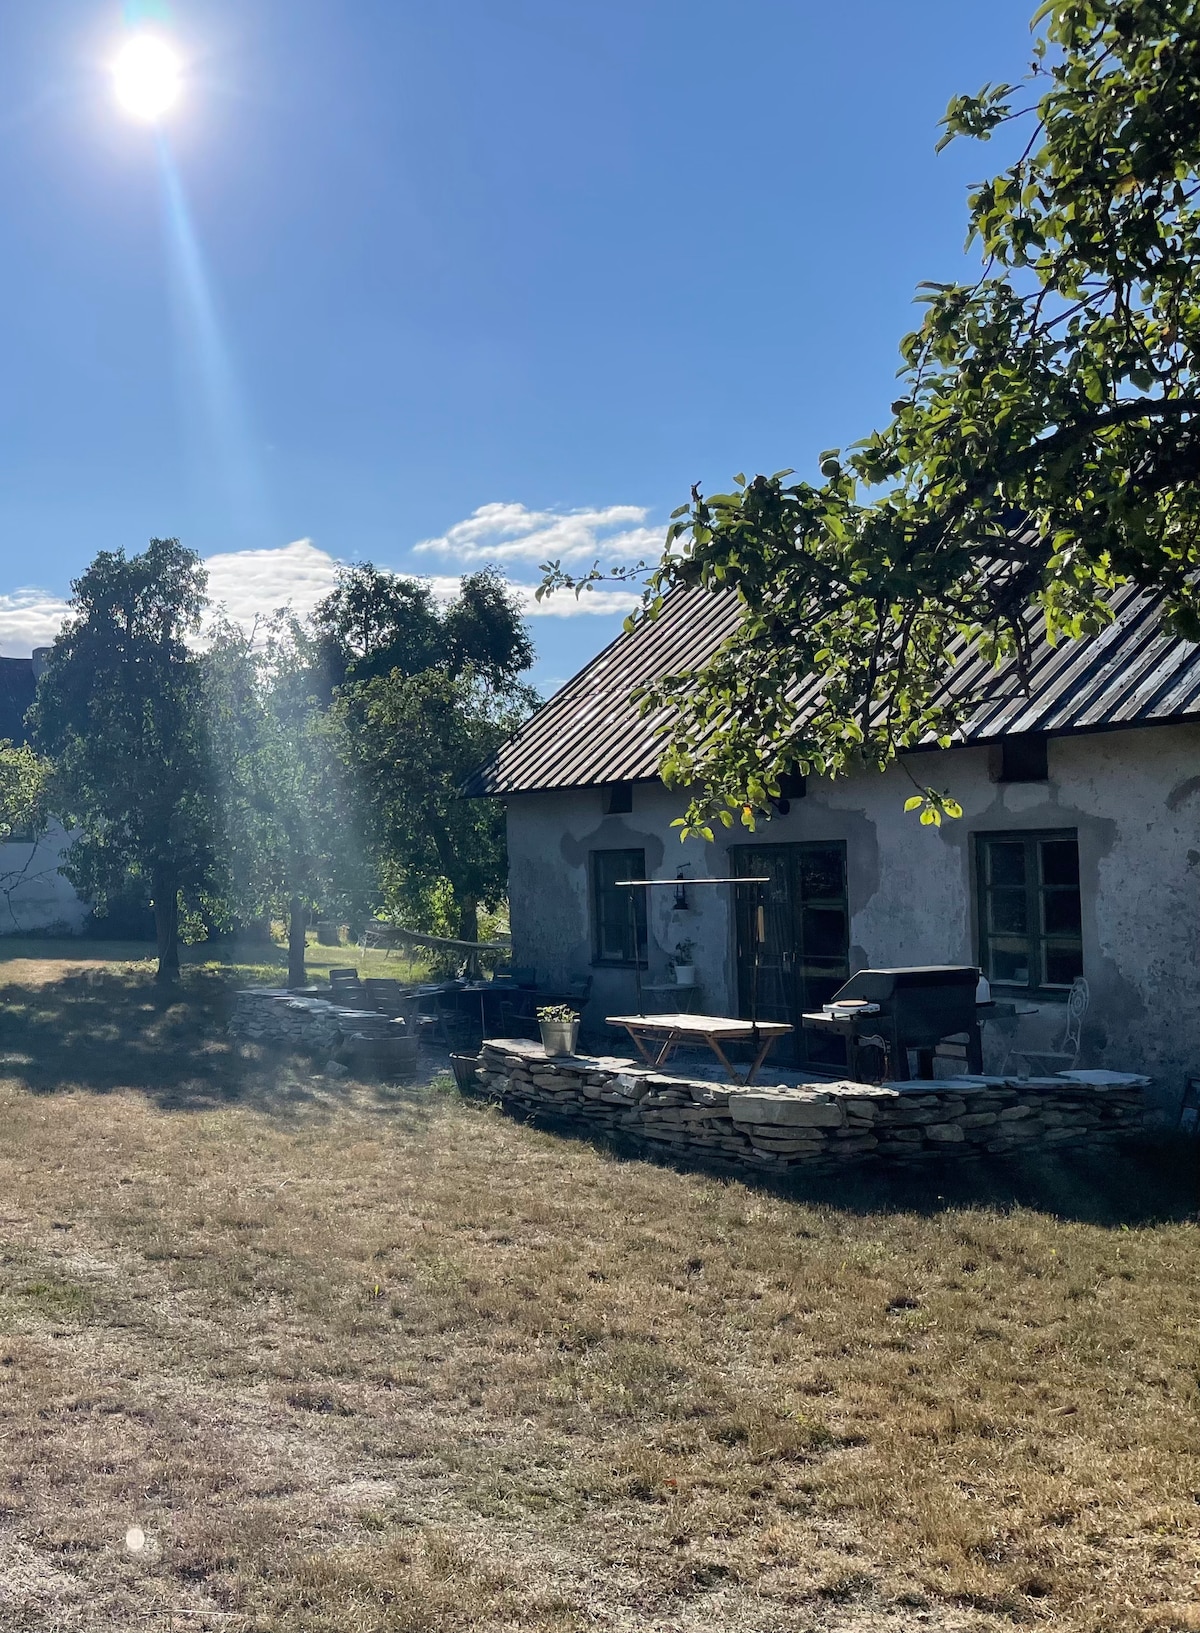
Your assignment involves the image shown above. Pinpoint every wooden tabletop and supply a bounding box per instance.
[606,1014,792,1037]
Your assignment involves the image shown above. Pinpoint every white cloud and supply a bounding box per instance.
[0,589,72,656]
[414,500,665,568]
[204,538,341,629]
[0,523,646,659]
[421,574,642,619]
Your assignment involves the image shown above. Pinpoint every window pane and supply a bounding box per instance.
[988,887,1027,935]
[1043,889,1082,936]
[592,849,646,963]
[1044,943,1084,986]
[797,847,844,902]
[989,945,1031,984]
[802,905,847,959]
[1040,839,1079,889]
[986,841,1026,888]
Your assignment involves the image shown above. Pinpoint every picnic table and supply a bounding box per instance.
[605,1013,792,1086]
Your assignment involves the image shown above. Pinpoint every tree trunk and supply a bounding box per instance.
[456,896,479,945]
[287,896,308,989]
[152,869,180,985]
[453,895,478,976]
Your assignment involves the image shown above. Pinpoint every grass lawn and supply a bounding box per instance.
[0,946,1198,1631]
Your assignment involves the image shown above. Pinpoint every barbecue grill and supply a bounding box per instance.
[801,965,982,1082]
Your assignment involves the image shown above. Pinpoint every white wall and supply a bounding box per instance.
[504,723,1200,1114]
[0,821,87,935]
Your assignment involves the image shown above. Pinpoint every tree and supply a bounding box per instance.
[31,539,216,981]
[311,563,533,694]
[314,564,536,943]
[330,668,524,944]
[543,0,1200,836]
[205,615,372,988]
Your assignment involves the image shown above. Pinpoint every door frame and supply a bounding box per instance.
[730,841,850,1067]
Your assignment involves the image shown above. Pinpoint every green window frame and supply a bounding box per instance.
[975,829,1083,995]
[590,848,647,966]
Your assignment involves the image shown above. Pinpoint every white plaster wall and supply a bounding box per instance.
[505,722,1200,1113]
[0,821,87,935]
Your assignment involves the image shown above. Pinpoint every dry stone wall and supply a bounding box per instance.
[228,988,394,1053]
[475,1039,1146,1174]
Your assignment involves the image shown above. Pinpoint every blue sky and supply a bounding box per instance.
[0,0,1034,690]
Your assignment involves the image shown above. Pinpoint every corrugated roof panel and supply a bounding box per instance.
[464,581,1200,796]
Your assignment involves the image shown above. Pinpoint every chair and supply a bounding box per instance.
[567,973,593,1006]
[366,978,418,1019]
[328,967,359,983]
[1004,977,1089,1076]
[498,999,539,1041]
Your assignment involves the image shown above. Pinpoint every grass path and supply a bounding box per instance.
[0,954,1197,1630]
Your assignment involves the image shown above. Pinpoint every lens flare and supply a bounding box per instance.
[113,35,181,122]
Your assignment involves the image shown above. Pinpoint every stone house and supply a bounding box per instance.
[0,651,86,936]
[465,585,1200,1117]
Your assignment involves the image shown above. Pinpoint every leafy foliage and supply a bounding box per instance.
[30,539,216,979]
[316,566,536,942]
[543,0,1200,837]
[313,563,533,694]
[0,741,49,844]
[331,668,529,944]
[204,615,373,986]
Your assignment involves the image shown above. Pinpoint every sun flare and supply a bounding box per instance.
[113,35,182,122]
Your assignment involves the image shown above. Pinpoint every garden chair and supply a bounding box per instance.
[1003,977,1089,1077]
[328,967,359,984]
[497,998,539,1041]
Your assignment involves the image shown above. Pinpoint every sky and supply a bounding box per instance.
[0,0,1036,692]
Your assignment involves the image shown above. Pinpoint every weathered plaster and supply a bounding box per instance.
[504,723,1200,1115]
[0,821,87,936]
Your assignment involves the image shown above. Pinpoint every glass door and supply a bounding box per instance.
[732,843,850,1066]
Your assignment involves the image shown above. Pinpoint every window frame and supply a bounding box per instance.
[974,827,1083,997]
[590,847,647,967]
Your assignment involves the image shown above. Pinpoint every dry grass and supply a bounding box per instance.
[0,949,1198,1631]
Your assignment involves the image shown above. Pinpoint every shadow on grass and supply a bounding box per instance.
[0,964,420,1117]
[500,1101,1200,1229]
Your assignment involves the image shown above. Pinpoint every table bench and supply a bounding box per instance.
[605,1013,792,1085]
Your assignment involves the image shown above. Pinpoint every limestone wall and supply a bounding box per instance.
[228,989,394,1052]
[475,1039,1146,1174]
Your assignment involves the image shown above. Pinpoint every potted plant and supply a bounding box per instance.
[670,939,697,987]
[537,1004,580,1057]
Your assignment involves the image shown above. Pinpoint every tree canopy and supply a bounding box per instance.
[312,563,533,694]
[205,614,372,987]
[30,539,216,980]
[317,565,536,944]
[543,0,1200,836]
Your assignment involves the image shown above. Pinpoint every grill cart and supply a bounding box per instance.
[802,964,983,1082]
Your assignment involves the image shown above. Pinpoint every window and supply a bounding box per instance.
[992,734,1049,783]
[603,783,633,815]
[975,830,1083,993]
[591,848,646,965]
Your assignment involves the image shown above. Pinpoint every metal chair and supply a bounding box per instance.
[1004,977,1089,1076]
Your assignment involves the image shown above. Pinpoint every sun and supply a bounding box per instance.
[113,35,182,122]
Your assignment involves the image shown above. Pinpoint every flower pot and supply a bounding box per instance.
[539,1019,580,1058]
[673,965,696,987]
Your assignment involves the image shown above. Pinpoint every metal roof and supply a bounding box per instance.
[464,582,1200,797]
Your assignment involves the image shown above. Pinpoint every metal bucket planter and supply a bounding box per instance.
[539,1018,580,1058]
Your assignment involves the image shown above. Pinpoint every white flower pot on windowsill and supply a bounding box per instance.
[673,965,696,987]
